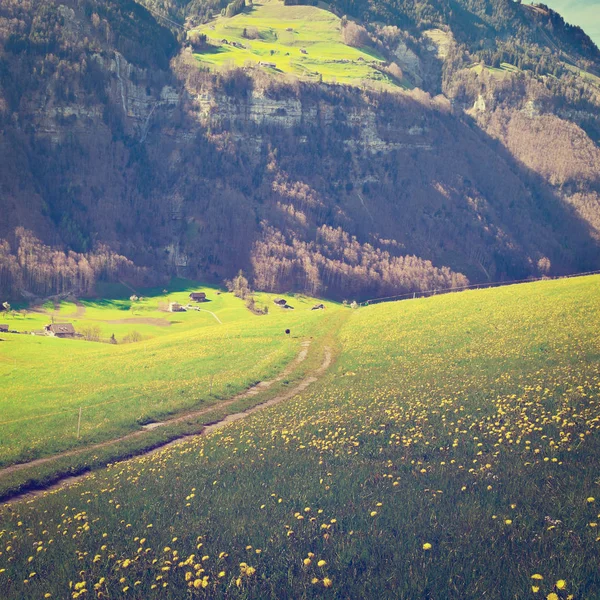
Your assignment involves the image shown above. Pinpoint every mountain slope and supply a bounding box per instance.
[1,0,599,300]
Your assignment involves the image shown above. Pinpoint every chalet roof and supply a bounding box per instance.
[45,323,76,334]
[0,324,8,330]
[189,292,206,297]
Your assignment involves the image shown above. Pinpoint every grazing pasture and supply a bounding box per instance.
[0,275,599,599]
[0,283,340,479]
[190,0,403,88]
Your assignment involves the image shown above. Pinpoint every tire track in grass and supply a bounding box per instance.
[1,341,333,504]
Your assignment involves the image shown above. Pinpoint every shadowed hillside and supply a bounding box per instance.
[1,0,600,300]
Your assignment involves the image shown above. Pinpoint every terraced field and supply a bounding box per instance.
[190,0,403,88]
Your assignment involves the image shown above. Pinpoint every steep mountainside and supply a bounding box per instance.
[1,0,599,300]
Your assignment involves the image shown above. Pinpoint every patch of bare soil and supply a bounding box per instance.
[104,318,171,326]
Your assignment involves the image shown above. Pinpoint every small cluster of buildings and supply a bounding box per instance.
[1,322,78,337]
[169,291,208,313]
[221,39,246,49]
[273,298,326,311]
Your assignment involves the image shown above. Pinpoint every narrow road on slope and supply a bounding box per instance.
[1,341,332,503]
[200,309,223,324]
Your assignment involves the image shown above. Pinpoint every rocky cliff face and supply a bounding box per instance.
[27,50,179,145]
[193,88,435,154]
[1,0,600,300]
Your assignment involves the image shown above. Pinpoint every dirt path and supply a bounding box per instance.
[105,317,171,326]
[200,309,222,324]
[30,298,86,319]
[1,341,331,503]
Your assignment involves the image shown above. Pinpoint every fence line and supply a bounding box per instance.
[0,396,127,427]
[360,270,600,307]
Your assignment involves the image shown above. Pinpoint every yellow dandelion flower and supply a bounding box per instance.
[423,543,432,550]
[317,560,327,567]
[532,586,540,593]
[370,511,378,517]
[323,577,333,587]
[304,558,311,566]
[587,497,595,503]
[547,594,559,600]
[505,519,512,525]
[531,574,544,580]
[556,580,566,590]
[193,579,202,589]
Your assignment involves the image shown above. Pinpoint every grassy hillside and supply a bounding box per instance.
[0,282,341,473]
[1,275,599,598]
[190,0,402,87]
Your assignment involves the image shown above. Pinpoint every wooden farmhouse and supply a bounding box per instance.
[189,292,207,303]
[44,323,76,338]
[0,324,8,333]
[169,302,186,312]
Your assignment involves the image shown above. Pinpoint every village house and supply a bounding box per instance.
[169,302,186,312]
[189,292,207,302]
[0,324,8,333]
[44,323,76,338]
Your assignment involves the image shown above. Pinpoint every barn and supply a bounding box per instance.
[44,323,76,338]
[189,292,207,302]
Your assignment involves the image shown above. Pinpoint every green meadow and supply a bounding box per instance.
[191,0,403,88]
[0,283,341,476]
[1,275,599,598]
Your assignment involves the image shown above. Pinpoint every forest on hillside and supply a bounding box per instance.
[0,0,599,300]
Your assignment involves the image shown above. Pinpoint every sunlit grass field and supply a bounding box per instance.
[191,0,402,88]
[1,275,599,598]
[0,282,340,470]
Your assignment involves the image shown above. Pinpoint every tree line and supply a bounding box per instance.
[0,228,154,299]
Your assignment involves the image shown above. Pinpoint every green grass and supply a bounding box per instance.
[191,0,404,88]
[468,61,523,78]
[1,275,599,598]
[563,62,600,87]
[0,282,341,471]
